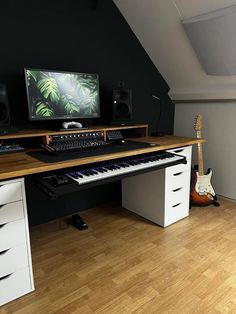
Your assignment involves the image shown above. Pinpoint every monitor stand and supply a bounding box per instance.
[62,121,83,129]
[60,121,90,131]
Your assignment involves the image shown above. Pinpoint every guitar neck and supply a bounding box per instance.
[196,130,204,175]
[197,142,204,176]
[195,115,205,176]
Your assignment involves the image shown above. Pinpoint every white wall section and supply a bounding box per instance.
[114,0,236,101]
[183,5,236,76]
[174,103,236,199]
[114,0,236,198]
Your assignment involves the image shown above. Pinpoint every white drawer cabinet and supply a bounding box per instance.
[0,182,22,206]
[166,146,192,161]
[0,219,27,252]
[0,268,32,306]
[165,183,190,208]
[122,146,192,227]
[166,169,190,191]
[165,198,189,226]
[0,243,29,278]
[0,178,34,306]
[0,201,24,225]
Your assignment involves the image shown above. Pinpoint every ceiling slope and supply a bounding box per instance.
[114,0,236,101]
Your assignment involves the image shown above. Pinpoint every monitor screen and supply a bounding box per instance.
[25,68,100,120]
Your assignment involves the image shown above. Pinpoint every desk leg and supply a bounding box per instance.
[0,178,35,306]
[122,169,166,227]
[122,166,190,227]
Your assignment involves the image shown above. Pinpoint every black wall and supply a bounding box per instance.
[0,0,175,225]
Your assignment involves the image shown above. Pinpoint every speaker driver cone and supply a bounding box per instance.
[115,102,130,119]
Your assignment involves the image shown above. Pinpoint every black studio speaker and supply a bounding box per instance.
[112,88,133,125]
[0,84,17,135]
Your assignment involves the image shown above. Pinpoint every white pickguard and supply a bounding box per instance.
[195,170,215,196]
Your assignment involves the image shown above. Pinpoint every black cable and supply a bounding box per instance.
[151,95,164,137]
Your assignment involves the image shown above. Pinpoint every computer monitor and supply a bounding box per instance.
[25,68,100,120]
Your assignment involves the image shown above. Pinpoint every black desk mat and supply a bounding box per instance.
[28,141,157,163]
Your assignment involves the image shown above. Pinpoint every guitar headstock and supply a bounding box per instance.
[194,114,202,138]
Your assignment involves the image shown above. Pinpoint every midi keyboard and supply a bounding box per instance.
[37,151,186,199]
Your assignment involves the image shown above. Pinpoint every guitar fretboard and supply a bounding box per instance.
[196,130,204,176]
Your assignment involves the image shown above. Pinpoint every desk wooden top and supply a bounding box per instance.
[0,124,148,140]
[0,136,204,181]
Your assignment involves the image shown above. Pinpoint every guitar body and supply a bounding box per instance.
[190,168,217,206]
[195,169,215,196]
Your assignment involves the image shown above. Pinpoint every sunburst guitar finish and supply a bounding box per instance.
[190,169,216,206]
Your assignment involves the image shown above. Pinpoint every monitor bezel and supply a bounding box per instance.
[24,67,101,121]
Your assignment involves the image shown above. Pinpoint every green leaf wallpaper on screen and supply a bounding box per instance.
[25,69,100,119]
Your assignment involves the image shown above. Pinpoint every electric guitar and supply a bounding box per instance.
[190,114,219,206]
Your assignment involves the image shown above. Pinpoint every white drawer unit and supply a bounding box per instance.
[0,268,32,306]
[0,243,29,278]
[165,184,189,208]
[0,201,24,225]
[0,182,22,206]
[165,199,189,226]
[166,169,190,191]
[0,178,34,306]
[0,219,27,252]
[166,146,192,161]
[122,146,192,227]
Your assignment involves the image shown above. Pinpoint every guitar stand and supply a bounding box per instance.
[212,196,220,207]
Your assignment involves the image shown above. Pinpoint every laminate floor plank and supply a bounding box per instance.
[1,199,236,313]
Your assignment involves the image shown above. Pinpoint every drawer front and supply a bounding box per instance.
[166,158,191,176]
[0,267,32,306]
[0,201,24,225]
[0,243,29,278]
[166,146,192,161]
[166,169,191,191]
[0,182,22,206]
[165,185,189,208]
[0,219,26,252]
[165,198,189,227]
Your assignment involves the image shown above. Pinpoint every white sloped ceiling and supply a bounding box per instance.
[114,0,236,101]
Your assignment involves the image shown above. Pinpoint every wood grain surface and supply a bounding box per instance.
[0,125,148,140]
[0,136,204,181]
[1,198,235,313]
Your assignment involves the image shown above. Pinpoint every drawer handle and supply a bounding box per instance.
[0,273,13,281]
[0,223,7,229]
[0,248,9,256]
[172,187,182,192]
[172,202,181,208]
[173,172,183,176]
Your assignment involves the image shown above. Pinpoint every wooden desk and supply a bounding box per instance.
[0,135,203,181]
[0,125,204,306]
[0,124,148,140]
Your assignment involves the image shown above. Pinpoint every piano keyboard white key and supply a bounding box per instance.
[67,152,185,185]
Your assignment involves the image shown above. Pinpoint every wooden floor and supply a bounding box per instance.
[2,199,236,314]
